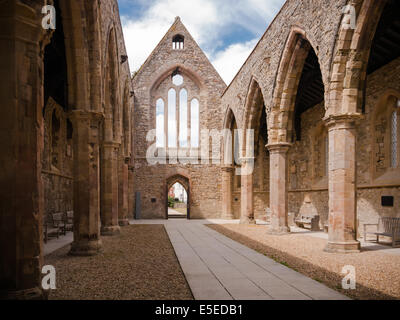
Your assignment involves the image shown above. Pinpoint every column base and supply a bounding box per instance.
[118,219,130,227]
[101,225,121,236]
[324,241,360,253]
[240,217,256,225]
[266,226,290,235]
[69,239,102,256]
[0,287,45,300]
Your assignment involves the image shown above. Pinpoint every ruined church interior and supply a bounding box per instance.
[1,0,400,304]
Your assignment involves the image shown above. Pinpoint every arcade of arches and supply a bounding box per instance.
[0,0,399,299]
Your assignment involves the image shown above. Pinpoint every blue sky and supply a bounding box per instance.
[119,0,286,84]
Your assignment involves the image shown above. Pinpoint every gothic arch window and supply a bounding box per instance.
[173,74,183,86]
[155,72,200,150]
[191,98,199,148]
[168,88,177,148]
[51,109,61,169]
[373,94,400,178]
[179,89,188,147]
[391,110,398,168]
[44,98,67,172]
[172,34,184,50]
[156,98,165,147]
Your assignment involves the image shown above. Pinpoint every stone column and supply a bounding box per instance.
[0,1,45,299]
[240,159,256,224]
[267,143,291,234]
[324,115,361,253]
[69,111,103,256]
[101,142,121,235]
[221,166,234,219]
[118,157,130,226]
[128,165,135,220]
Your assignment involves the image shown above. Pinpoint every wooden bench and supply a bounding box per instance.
[51,212,67,236]
[65,211,74,232]
[295,214,320,231]
[364,217,400,248]
[43,215,60,243]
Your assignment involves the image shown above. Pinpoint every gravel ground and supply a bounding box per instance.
[208,224,400,300]
[45,225,193,300]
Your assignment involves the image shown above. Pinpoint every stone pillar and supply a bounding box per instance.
[240,159,256,224]
[324,115,361,253]
[0,1,45,299]
[128,165,135,220]
[221,166,234,219]
[69,111,103,256]
[101,142,121,235]
[118,157,130,226]
[267,143,291,234]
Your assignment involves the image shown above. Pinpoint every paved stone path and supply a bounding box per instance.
[44,232,73,256]
[131,219,349,300]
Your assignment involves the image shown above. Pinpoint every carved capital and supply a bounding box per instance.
[266,143,292,153]
[323,113,363,130]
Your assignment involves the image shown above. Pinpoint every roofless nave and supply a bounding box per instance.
[0,0,399,299]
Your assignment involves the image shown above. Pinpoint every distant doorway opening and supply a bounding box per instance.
[166,175,190,219]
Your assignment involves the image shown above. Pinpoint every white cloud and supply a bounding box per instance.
[211,39,258,84]
[120,0,285,83]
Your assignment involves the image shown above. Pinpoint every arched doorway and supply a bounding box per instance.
[166,175,190,219]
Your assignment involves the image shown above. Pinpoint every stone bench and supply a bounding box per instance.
[295,214,320,231]
[364,217,400,248]
[43,213,62,243]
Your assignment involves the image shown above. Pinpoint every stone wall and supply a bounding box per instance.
[132,18,226,219]
[283,57,400,228]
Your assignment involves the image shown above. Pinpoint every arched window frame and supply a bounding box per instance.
[372,93,400,180]
[154,71,200,151]
[156,98,165,148]
[172,34,184,50]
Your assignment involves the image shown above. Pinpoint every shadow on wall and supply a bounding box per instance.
[357,188,400,226]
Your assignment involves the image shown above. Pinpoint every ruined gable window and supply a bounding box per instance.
[173,74,183,86]
[172,34,184,50]
[156,98,165,147]
[168,88,177,147]
[191,98,199,148]
[179,89,188,147]
[157,73,200,149]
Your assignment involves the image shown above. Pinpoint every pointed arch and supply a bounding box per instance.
[104,26,121,142]
[150,64,204,94]
[58,0,91,110]
[122,77,132,157]
[327,0,387,116]
[222,108,239,166]
[166,173,191,219]
[269,27,325,144]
